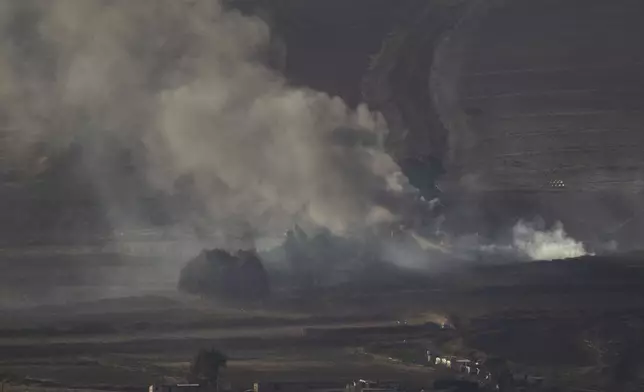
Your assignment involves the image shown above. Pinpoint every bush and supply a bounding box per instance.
[189,348,227,386]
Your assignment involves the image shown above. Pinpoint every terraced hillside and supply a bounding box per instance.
[453,0,644,193]
[364,0,644,245]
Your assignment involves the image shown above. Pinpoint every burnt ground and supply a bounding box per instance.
[2,250,644,391]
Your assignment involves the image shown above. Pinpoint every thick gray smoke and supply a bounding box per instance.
[0,0,415,248]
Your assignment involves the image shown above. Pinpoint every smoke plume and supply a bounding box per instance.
[0,0,414,247]
[512,220,590,261]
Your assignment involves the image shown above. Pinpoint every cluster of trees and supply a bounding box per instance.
[178,248,270,302]
[189,348,228,388]
[281,225,373,290]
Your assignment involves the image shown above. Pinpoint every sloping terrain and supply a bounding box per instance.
[455,0,644,193]
[363,0,644,246]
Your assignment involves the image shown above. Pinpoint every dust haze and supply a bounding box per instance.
[0,0,413,243]
[0,0,594,305]
[0,0,425,303]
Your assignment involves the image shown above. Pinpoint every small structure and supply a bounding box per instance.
[346,380,399,392]
[149,384,209,392]
[431,355,489,380]
[436,357,452,368]
[253,381,346,392]
[454,359,472,374]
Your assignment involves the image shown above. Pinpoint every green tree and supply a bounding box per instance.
[189,348,228,387]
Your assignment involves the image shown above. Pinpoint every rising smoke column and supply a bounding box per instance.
[0,0,419,247]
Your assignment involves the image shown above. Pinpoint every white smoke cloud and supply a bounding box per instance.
[0,0,412,246]
[512,220,589,261]
[449,219,591,263]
